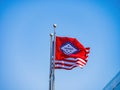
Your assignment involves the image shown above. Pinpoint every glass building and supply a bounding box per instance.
[103,71,120,90]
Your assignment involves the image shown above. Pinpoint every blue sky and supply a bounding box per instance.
[0,0,120,90]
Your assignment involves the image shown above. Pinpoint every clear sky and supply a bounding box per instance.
[0,0,120,90]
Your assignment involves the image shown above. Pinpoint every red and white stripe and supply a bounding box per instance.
[55,58,88,70]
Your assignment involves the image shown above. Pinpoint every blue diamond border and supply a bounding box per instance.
[60,42,79,55]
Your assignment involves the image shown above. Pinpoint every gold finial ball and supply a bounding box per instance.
[53,24,57,28]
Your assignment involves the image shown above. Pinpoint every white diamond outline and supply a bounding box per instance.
[60,42,79,55]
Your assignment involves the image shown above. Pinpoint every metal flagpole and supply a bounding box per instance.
[49,24,57,90]
[49,33,53,90]
[52,24,57,90]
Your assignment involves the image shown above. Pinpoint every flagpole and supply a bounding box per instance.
[52,24,57,90]
[49,33,53,90]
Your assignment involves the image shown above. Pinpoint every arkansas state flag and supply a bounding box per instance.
[55,36,90,70]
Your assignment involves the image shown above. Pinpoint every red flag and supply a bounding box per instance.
[55,36,90,70]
